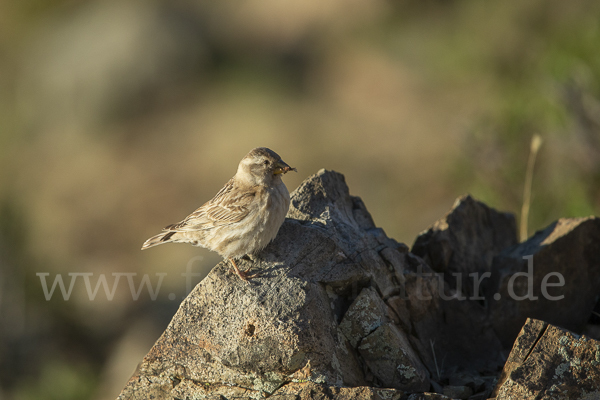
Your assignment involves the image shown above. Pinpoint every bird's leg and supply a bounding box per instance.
[228,258,260,281]
[241,254,262,278]
[228,258,248,281]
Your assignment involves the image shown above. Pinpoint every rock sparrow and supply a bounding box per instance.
[142,147,296,281]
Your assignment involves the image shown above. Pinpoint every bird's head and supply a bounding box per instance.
[237,147,296,186]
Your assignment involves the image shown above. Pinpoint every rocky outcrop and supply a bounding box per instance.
[493,318,600,399]
[413,195,600,352]
[117,169,600,400]
[117,170,506,399]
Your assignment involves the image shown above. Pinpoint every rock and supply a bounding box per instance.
[430,380,443,394]
[406,393,452,400]
[388,278,504,381]
[118,171,600,400]
[442,385,473,399]
[391,196,509,380]
[448,372,486,393]
[491,318,547,397]
[488,217,600,348]
[339,287,388,348]
[118,170,431,399]
[584,324,600,341]
[270,382,404,400]
[465,393,489,400]
[358,323,430,392]
[493,318,600,399]
[404,195,513,379]
[412,195,518,297]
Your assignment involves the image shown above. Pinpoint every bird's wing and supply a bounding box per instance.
[164,178,257,231]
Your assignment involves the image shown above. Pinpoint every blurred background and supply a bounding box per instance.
[0,0,599,398]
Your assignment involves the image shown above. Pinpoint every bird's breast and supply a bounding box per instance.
[261,182,290,233]
[216,181,290,259]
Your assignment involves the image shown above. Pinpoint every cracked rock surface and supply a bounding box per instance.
[117,169,600,400]
[494,318,600,399]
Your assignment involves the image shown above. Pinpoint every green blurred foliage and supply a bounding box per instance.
[13,359,96,400]
[457,1,600,232]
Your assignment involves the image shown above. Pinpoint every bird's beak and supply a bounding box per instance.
[274,160,297,175]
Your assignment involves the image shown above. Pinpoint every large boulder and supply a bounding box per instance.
[117,170,504,399]
[118,171,600,400]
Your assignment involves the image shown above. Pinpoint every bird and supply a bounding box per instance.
[141,147,296,281]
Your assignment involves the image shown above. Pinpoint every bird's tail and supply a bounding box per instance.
[141,231,176,250]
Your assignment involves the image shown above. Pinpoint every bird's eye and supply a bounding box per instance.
[263,160,270,166]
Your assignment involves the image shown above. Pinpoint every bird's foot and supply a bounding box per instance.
[229,258,260,282]
[238,268,261,281]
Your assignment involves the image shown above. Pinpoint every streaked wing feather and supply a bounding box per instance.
[164,178,256,231]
